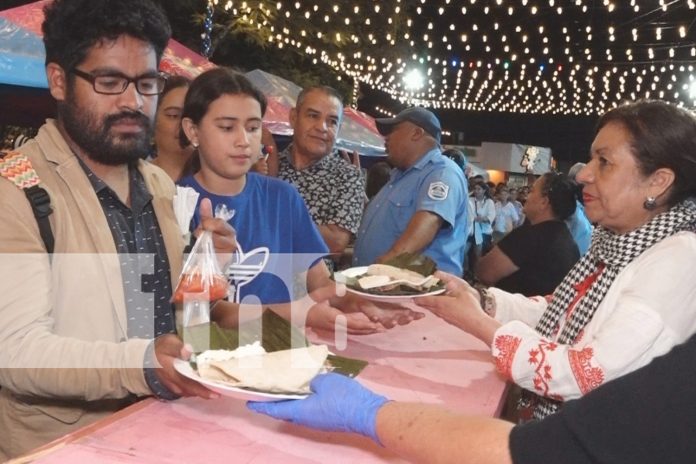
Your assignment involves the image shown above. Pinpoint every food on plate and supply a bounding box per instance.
[195,343,330,394]
[337,252,445,296]
[198,341,267,360]
[172,271,228,303]
[360,264,440,290]
[356,274,392,290]
[342,265,443,295]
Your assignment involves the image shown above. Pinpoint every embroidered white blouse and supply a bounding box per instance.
[489,231,696,401]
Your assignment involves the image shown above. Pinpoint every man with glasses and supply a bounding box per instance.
[70,68,168,98]
[0,0,234,458]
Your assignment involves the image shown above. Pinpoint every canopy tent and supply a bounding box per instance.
[0,0,215,87]
[244,69,385,157]
[0,12,46,89]
[244,69,301,137]
[0,0,215,126]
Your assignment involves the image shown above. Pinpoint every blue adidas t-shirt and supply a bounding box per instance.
[178,173,328,304]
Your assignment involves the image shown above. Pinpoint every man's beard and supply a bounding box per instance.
[58,98,153,166]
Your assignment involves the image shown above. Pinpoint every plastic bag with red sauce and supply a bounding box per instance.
[172,230,229,303]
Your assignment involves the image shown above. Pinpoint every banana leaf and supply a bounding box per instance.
[342,252,445,296]
[181,309,367,378]
[384,252,438,276]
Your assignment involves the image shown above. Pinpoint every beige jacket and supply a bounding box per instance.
[0,120,184,459]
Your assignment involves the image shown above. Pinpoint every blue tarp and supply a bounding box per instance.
[0,17,47,88]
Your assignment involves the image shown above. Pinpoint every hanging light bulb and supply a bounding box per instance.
[403,69,426,90]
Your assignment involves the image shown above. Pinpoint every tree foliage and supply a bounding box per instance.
[151,0,412,101]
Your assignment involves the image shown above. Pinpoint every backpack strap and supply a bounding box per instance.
[0,151,55,253]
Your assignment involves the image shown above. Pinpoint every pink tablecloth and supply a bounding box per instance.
[25,312,507,463]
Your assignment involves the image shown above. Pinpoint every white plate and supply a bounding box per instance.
[335,266,446,303]
[173,358,309,402]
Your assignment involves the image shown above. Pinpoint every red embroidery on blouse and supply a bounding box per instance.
[569,346,605,394]
[565,263,606,321]
[493,335,522,380]
[528,340,558,397]
[544,294,554,304]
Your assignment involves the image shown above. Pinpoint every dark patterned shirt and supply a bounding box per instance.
[81,162,175,339]
[277,144,365,235]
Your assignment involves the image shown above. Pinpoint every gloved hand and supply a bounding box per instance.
[247,373,389,444]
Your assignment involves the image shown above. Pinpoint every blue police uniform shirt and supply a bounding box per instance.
[178,173,328,304]
[353,149,468,275]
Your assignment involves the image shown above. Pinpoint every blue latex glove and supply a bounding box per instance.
[247,373,389,444]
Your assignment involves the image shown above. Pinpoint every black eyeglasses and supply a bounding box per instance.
[71,68,167,96]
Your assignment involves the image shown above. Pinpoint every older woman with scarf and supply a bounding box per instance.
[417,100,696,421]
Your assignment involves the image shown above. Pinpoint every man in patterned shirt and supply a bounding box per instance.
[277,86,365,269]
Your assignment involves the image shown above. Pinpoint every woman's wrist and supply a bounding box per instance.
[473,314,501,347]
[474,285,497,318]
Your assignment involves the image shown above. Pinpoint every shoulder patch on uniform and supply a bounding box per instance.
[427,181,449,200]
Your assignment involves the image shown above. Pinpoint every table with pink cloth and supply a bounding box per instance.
[18,312,508,464]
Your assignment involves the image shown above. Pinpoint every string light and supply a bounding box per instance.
[210,0,696,114]
[202,0,215,58]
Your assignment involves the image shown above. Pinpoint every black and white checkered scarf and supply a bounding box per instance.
[524,200,696,420]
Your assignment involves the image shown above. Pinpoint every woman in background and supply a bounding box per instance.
[507,187,525,226]
[478,173,579,296]
[492,185,519,243]
[152,75,192,181]
[467,181,496,275]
